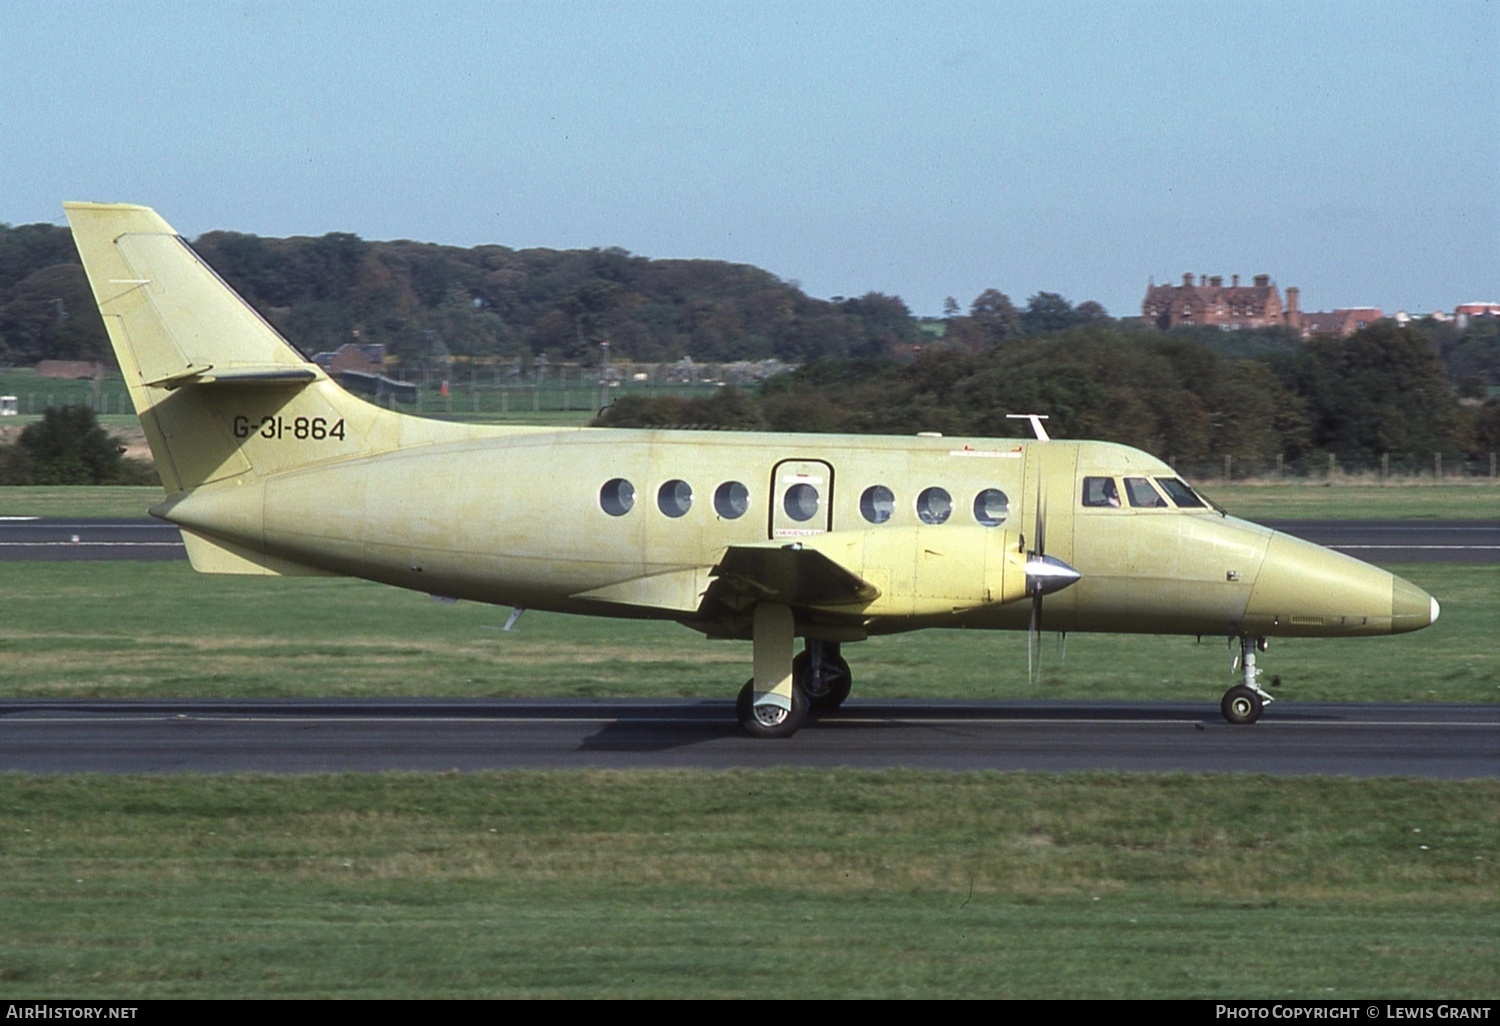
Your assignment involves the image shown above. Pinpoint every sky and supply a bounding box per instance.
[2,0,1495,319]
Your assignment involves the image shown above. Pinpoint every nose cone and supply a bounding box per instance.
[1245,531,1439,637]
[1391,574,1440,634]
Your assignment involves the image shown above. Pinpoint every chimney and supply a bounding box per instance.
[1232,274,1239,287]
[1286,287,1300,314]
[1199,274,1207,286]
[1183,273,1194,287]
[1254,274,1270,288]
[1210,276,1223,287]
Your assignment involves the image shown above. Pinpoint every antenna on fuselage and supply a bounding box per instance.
[1007,414,1050,441]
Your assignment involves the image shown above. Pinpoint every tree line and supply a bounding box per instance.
[597,321,1500,466]
[2,217,1497,464]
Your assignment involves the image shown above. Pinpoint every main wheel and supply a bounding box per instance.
[736,679,809,739]
[1220,685,1264,725]
[793,650,853,712]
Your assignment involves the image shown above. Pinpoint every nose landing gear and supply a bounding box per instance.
[1222,635,1274,725]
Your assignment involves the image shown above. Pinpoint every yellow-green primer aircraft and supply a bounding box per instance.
[65,203,1439,738]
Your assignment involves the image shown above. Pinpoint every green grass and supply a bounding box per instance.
[0,561,1491,705]
[0,485,163,518]
[0,771,1494,998]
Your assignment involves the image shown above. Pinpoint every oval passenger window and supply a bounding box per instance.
[784,483,820,522]
[600,478,635,517]
[973,488,1009,526]
[916,487,952,525]
[658,479,693,518]
[714,481,750,519]
[860,485,894,524]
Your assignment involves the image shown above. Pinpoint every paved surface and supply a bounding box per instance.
[3,517,1498,563]
[0,517,185,560]
[1264,519,1500,564]
[0,698,1494,778]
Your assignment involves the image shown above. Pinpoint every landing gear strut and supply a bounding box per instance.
[795,639,852,712]
[1221,635,1273,725]
[736,604,808,739]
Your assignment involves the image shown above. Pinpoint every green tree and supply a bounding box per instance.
[968,289,1023,345]
[15,406,124,484]
[1020,292,1078,335]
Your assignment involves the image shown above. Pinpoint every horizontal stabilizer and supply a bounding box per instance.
[180,529,339,577]
[143,365,320,390]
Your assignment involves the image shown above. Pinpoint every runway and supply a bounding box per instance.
[0,698,1494,778]
[2,517,1497,563]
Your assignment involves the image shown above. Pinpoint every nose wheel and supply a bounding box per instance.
[1221,635,1273,725]
[1220,684,1264,725]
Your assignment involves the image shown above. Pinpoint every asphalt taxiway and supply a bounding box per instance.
[0,698,1494,778]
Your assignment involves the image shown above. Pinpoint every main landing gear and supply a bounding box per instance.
[1221,635,1274,725]
[735,604,852,738]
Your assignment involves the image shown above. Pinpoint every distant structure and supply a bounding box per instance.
[1297,307,1384,337]
[1142,274,1383,338]
[1454,302,1500,330]
[311,341,387,376]
[36,360,105,380]
[1142,274,1292,331]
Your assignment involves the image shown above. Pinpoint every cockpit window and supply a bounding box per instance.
[1081,476,1121,508]
[1124,477,1168,508]
[1155,477,1207,508]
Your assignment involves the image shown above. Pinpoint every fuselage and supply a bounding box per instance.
[155,424,1438,642]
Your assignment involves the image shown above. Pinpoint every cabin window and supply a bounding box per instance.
[658,479,693,518]
[973,488,1009,526]
[1155,477,1207,508]
[784,483,820,522]
[1124,477,1167,508]
[600,478,635,516]
[860,485,894,524]
[915,487,952,524]
[714,481,750,519]
[1081,476,1121,508]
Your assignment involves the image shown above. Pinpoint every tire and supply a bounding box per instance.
[1220,685,1264,725]
[736,678,809,739]
[793,651,853,712]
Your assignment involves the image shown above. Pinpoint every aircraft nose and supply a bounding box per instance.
[1391,574,1439,633]
[1243,531,1440,637]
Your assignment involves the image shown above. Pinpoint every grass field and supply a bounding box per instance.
[0,771,1495,998]
[0,561,1492,706]
[1,472,1495,998]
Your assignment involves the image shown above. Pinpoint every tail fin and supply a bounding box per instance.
[65,202,389,493]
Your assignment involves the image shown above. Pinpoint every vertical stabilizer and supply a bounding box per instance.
[65,202,390,493]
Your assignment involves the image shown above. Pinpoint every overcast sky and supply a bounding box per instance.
[3,0,1495,318]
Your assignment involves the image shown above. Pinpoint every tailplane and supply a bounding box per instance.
[65,202,391,493]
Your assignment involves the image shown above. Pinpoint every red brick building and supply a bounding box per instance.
[1297,307,1384,337]
[1142,273,1295,331]
[1143,274,1385,337]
